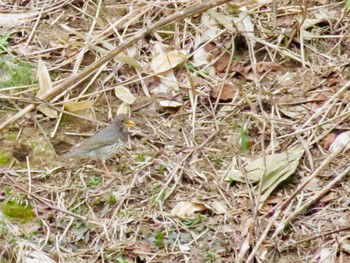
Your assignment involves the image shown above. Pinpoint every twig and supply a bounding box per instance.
[278,226,350,251]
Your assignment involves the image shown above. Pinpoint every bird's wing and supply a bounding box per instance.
[79,126,123,151]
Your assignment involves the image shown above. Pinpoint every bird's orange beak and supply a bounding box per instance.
[124,120,135,128]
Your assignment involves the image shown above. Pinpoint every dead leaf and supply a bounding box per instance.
[37,60,57,118]
[151,50,186,74]
[151,70,180,94]
[115,54,141,70]
[230,62,246,75]
[199,11,220,42]
[329,131,350,153]
[255,62,284,73]
[158,100,183,108]
[238,7,255,46]
[210,83,237,101]
[323,133,336,150]
[243,62,283,79]
[117,102,129,115]
[211,201,228,214]
[204,42,218,53]
[214,52,232,72]
[192,76,205,87]
[114,86,136,104]
[24,251,55,263]
[63,100,96,112]
[0,12,38,28]
[171,201,209,219]
[208,9,235,29]
[226,145,304,204]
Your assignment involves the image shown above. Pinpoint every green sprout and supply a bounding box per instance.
[137,153,146,162]
[89,176,101,187]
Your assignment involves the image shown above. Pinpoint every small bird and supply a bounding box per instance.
[64,114,135,174]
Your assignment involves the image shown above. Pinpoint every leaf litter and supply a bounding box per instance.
[1,0,350,262]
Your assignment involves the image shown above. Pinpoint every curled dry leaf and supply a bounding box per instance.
[115,54,141,70]
[323,133,336,150]
[171,201,209,219]
[151,70,179,94]
[192,12,219,68]
[192,76,205,87]
[329,131,350,153]
[240,62,283,82]
[300,18,326,39]
[151,50,187,74]
[215,52,232,73]
[211,201,228,214]
[117,102,129,115]
[238,6,255,46]
[255,61,284,73]
[0,12,38,28]
[210,83,237,101]
[208,9,235,29]
[37,60,57,118]
[63,100,96,112]
[114,86,136,104]
[158,100,182,108]
[204,42,218,53]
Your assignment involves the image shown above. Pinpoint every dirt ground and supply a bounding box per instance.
[1,0,350,262]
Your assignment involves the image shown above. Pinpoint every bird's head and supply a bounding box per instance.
[113,114,135,132]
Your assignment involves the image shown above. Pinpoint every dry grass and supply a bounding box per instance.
[1,0,350,262]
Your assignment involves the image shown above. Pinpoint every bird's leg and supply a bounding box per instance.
[101,159,114,177]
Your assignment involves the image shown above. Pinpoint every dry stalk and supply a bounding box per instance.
[279,226,350,251]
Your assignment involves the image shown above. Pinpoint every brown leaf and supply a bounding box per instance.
[214,52,231,72]
[322,133,337,150]
[192,76,205,87]
[204,42,217,52]
[230,61,246,73]
[256,61,284,73]
[244,62,283,75]
[210,83,237,101]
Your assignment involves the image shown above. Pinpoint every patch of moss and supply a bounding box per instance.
[4,132,17,141]
[0,149,12,166]
[0,58,35,88]
[1,198,34,222]
[0,34,9,53]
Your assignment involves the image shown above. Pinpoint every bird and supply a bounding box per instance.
[64,114,135,174]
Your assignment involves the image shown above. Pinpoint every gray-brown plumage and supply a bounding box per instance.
[64,114,134,172]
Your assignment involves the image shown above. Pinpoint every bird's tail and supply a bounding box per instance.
[60,149,88,160]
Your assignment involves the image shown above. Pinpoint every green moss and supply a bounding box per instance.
[0,58,35,88]
[0,149,11,166]
[109,195,117,204]
[1,199,34,222]
[4,132,17,141]
[0,34,9,53]
[0,223,8,237]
